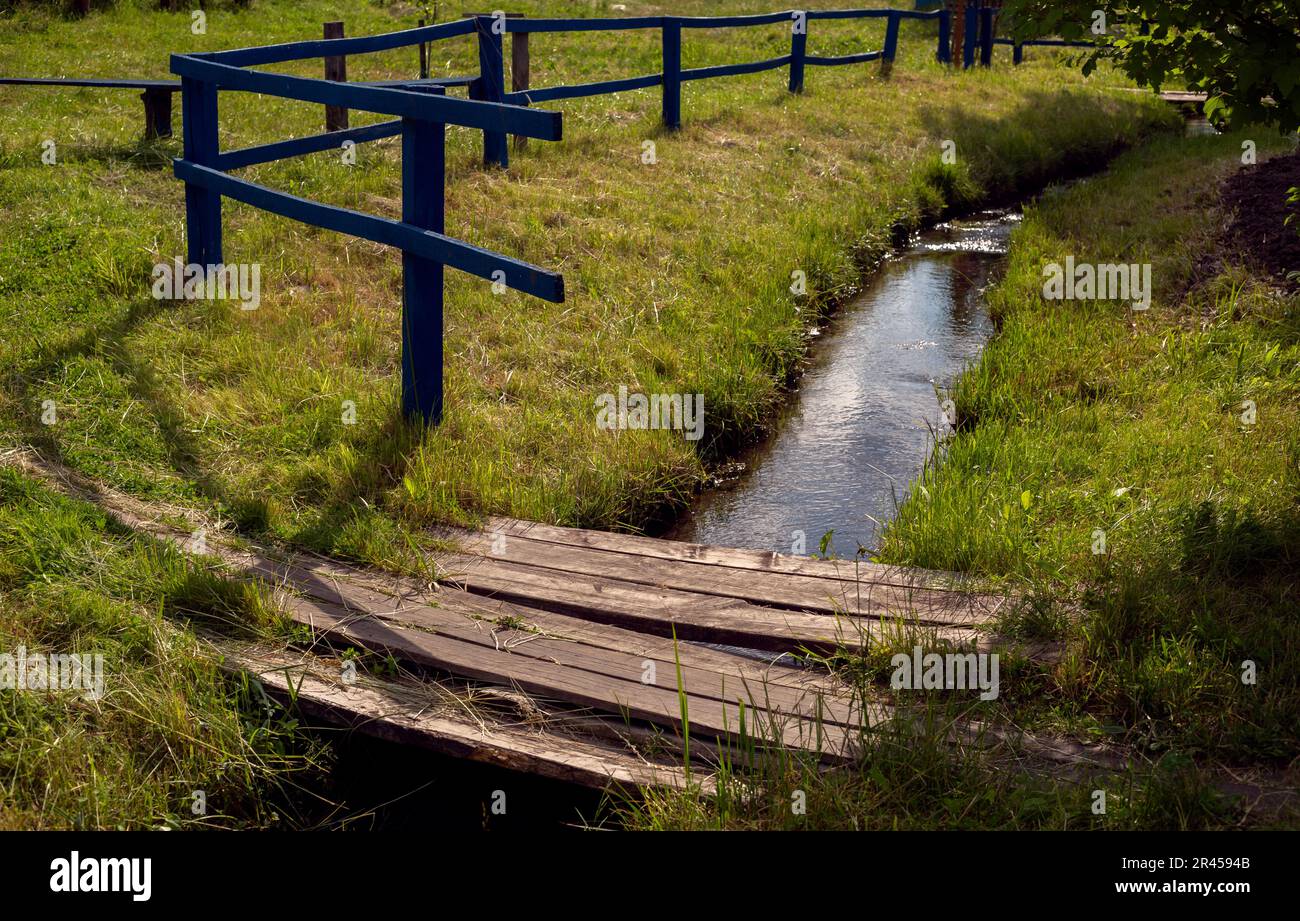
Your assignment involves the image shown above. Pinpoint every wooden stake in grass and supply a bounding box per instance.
[511,22,529,151]
[324,21,348,132]
[418,18,429,80]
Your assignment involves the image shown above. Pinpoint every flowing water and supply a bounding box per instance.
[665,210,1019,559]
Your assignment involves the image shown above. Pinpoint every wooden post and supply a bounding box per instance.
[662,17,681,129]
[788,11,806,93]
[881,11,900,77]
[472,15,508,167]
[511,23,530,151]
[400,104,446,425]
[418,18,429,80]
[462,12,522,165]
[181,76,221,268]
[141,87,174,139]
[949,0,965,67]
[324,21,348,132]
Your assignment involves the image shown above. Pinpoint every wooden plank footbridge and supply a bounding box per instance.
[9,451,1052,794]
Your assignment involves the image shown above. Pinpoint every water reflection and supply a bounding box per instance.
[665,211,1018,558]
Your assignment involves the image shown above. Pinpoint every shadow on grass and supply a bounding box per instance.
[4,285,427,559]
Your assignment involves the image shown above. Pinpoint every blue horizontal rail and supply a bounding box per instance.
[172,53,561,139]
[807,8,942,20]
[807,9,892,20]
[173,159,563,302]
[362,76,476,88]
[0,76,179,90]
[680,55,792,82]
[200,18,476,67]
[679,11,795,28]
[216,119,403,171]
[504,16,663,33]
[505,72,662,106]
[806,50,883,66]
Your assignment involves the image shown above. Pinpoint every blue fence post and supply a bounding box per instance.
[881,11,901,75]
[788,11,806,93]
[400,109,446,425]
[662,16,681,129]
[1013,41,1023,65]
[962,5,978,69]
[473,15,508,168]
[979,6,994,66]
[180,76,221,267]
[937,9,951,64]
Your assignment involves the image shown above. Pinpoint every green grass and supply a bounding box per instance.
[0,0,1175,567]
[879,131,1300,764]
[621,709,1250,830]
[0,465,329,829]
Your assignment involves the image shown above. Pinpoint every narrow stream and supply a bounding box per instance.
[665,210,1019,559]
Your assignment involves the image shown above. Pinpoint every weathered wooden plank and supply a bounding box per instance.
[302,586,867,730]
[217,641,704,792]
[417,585,841,694]
[449,526,998,624]
[279,589,863,758]
[484,517,981,592]
[238,553,864,725]
[430,552,977,652]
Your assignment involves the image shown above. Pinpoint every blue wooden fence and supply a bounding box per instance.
[464,8,951,167]
[170,8,1091,426]
[173,19,566,424]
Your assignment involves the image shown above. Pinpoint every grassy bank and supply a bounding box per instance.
[0,465,328,829]
[882,131,1300,765]
[0,0,1174,566]
[622,132,1300,830]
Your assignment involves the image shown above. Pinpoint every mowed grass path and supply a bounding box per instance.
[0,0,1174,566]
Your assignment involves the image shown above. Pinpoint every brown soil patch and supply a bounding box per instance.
[1221,149,1300,289]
